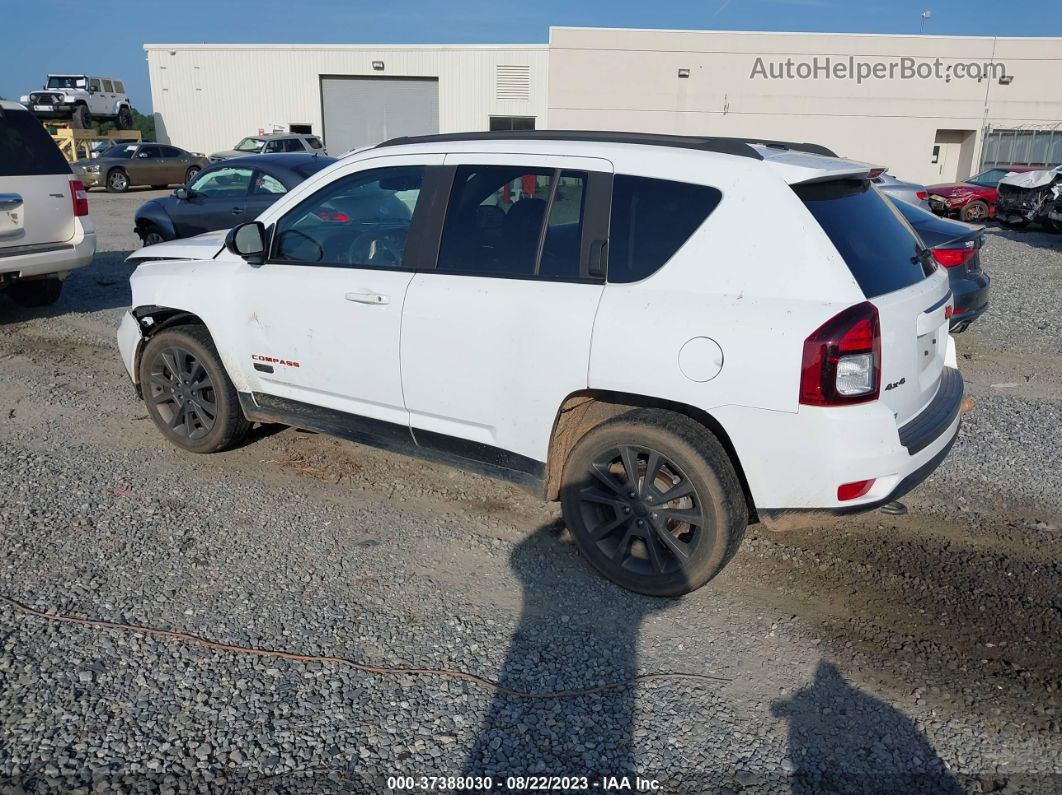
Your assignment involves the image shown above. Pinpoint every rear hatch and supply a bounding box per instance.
[0,105,75,250]
[795,178,951,426]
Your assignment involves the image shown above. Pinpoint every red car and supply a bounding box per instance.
[927,166,1038,222]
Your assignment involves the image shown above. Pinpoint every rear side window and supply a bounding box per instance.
[796,180,930,298]
[607,175,722,283]
[102,80,114,92]
[437,165,589,281]
[307,137,323,150]
[0,108,70,176]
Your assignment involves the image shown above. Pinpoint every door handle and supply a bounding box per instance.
[231,206,243,215]
[345,291,390,305]
[0,194,23,211]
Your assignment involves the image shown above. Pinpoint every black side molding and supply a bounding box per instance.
[898,367,964,456]
[238,393,545,494]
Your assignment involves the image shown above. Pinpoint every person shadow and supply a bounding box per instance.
[463,521,676,784]
[771,661,965,794]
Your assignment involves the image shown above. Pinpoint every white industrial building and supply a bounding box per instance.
[146,27,1062,185]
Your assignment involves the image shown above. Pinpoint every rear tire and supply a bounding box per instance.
[560,409,747,596]
[106,168,129,193]
[6,277,63,307]
[116,106,133,130]
[960,201,988,223]
[139,325,251,454]
[70,105,89,129]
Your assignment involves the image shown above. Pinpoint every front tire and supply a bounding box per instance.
[138,223,167,247]
[116,106,133,130]
[6,277,62,307]
[106,168,129,193]
[70,105,89,129]
[560,409,747,596]
[139,325,251,454]
[960,201,988,223]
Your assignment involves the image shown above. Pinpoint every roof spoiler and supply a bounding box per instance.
[374,130,838,161]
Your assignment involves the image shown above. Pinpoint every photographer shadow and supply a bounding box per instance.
[463,521,676,782]
[771,661,964,794]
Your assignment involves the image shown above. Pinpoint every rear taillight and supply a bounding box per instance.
[799,302,881,406]
[916,191,928,200]
[70,180,88,216]
[931,246,976,268]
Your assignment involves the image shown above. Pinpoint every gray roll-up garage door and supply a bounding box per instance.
[320,76,439,154]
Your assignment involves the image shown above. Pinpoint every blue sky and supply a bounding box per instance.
[2,0,1057,112]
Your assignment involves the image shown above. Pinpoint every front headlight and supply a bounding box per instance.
[83,164,100,174]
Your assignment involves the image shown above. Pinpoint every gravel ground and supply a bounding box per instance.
[0,191,1059,794]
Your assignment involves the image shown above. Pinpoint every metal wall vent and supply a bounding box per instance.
[495,65,531,101]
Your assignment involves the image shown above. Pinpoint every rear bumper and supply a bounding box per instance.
[0,221,95,281]
[950,273,990,328]
[713,363,963,515]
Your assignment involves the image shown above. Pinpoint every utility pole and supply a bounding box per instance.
[920,10,932,34]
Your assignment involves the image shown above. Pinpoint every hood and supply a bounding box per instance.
[998,167,1062,190]
[127,229,228,262]
[925,182,982,197]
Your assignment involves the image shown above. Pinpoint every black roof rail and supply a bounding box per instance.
[374,130,838,160]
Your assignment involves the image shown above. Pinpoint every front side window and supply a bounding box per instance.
[437,165,588,280]
[190,167,253,197]
[252,172,287,195]
[272,166,423,268]
[89,78,101,92]
[283,138,306,152]
[234,137,265,153]
[137,144,161,158]
[607,175,722,283]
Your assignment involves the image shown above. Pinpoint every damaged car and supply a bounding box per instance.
[994,166,1062,231]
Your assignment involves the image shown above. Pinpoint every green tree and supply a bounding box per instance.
[90,108,155,140]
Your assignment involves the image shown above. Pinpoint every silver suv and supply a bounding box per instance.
[209,134,326,162]
[20,74,133,130]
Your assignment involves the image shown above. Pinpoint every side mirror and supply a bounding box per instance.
[174,187,189,200]
[88,86,97,94]
[225,221,267,266]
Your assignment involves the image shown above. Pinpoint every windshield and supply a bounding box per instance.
[99,144,137,160]
[47,76,85,89]
[234,137,265,153]
[967,169,1010,188]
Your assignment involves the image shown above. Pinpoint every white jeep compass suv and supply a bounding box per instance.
[118,131,962,596]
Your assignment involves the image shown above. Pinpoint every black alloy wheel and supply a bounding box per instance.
[577,445,707,578]
[146,345,218,442]
[138,325,251,454]
[560,409,747,596]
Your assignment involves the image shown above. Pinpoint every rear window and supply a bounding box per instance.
[0,108,71,177]
[795,179,931,298]
[607,175,722,283]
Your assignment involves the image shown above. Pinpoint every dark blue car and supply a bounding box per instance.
[134,153,336,245]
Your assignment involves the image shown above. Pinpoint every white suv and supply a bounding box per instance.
[1,101,95,307]
[117,131,962,596]
[20,75,133,130]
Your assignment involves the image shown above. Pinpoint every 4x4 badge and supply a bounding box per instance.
[884,377,906,391]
